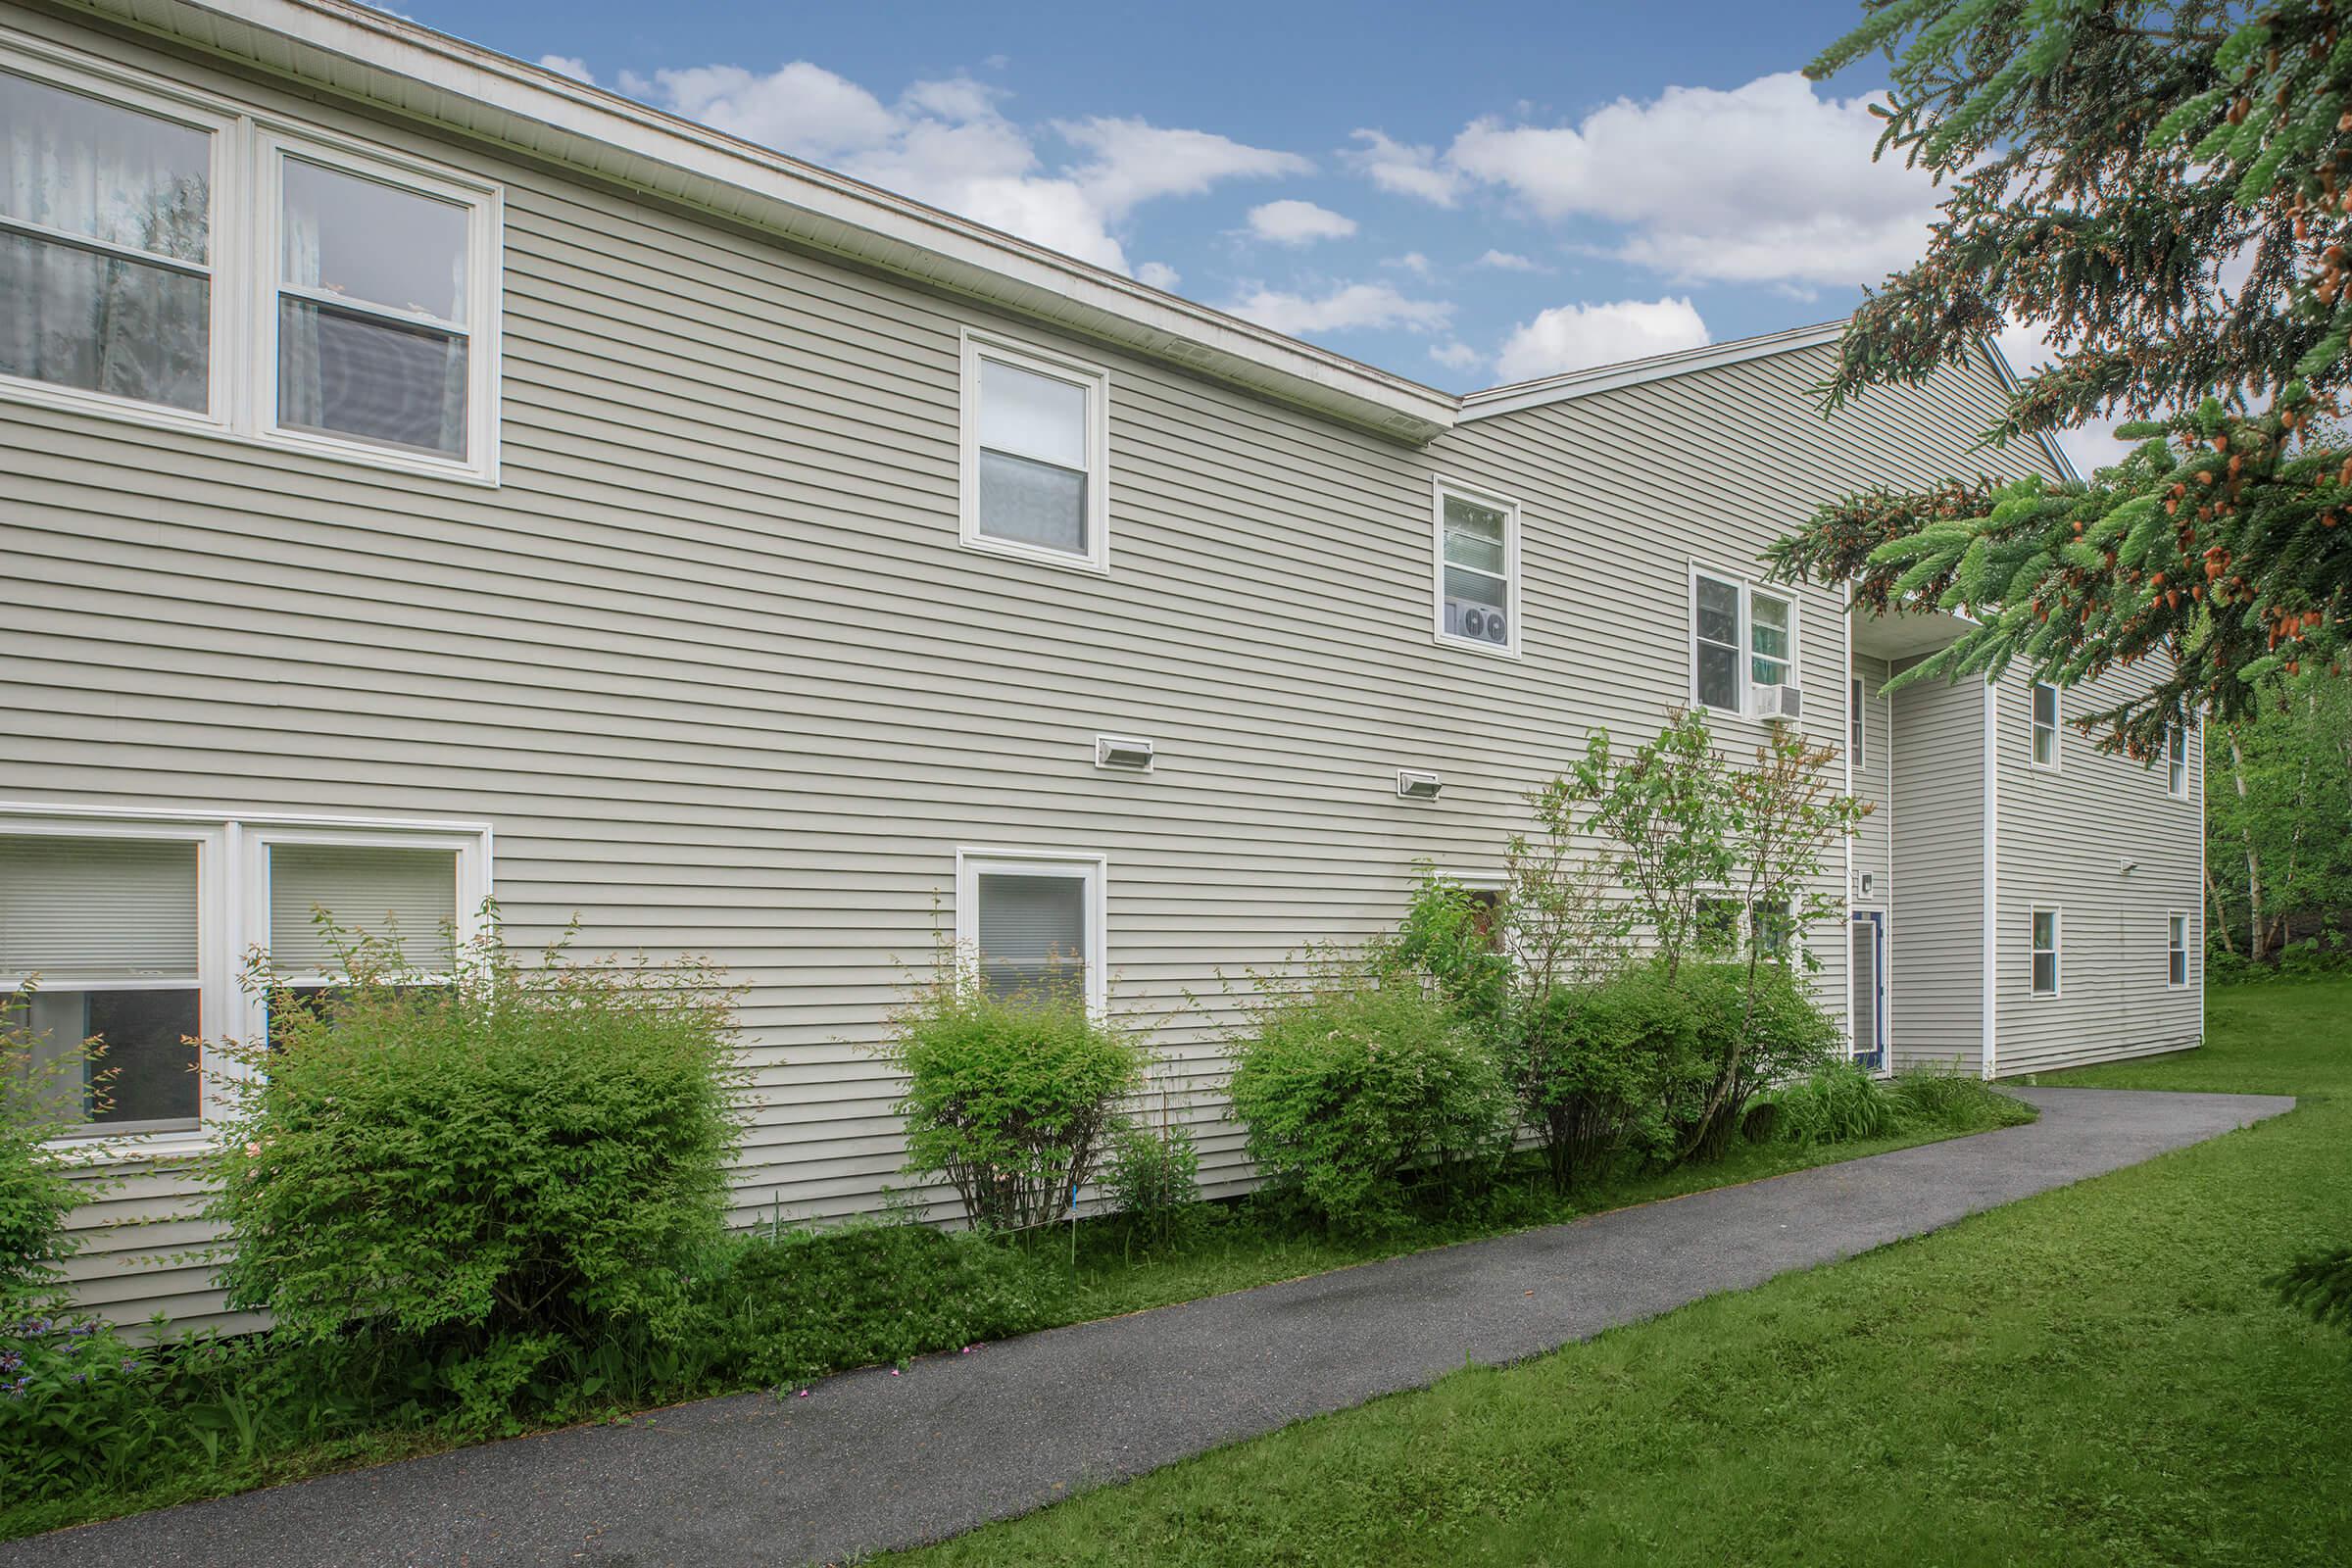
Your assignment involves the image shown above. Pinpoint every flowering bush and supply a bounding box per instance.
[0,1311,160,1496]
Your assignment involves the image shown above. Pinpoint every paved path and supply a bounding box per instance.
[8,1087,2291,1568]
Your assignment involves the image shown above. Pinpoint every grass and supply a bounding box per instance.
[881,979,2352,1567]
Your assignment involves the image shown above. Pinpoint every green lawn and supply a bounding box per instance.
[886,979,2352,1567]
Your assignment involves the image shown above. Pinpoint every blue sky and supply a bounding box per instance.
[395,1,2085,434]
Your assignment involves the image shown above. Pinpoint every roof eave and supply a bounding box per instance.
[72,0,1457,444]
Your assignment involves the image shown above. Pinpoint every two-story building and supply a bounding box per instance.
[0,0,2204,1330]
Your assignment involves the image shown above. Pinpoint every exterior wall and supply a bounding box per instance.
[1850,655,1894,908]
[6,8,2062,1330]
[1887,664,1987,1073]
[1990,666,2204,1075]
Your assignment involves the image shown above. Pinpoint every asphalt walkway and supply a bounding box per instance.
[6,1086,2292,1568]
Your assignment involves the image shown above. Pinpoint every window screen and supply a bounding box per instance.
[1693,574,1742,711]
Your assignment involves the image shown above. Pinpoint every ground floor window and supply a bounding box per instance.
[956,849,1105,1013]
[2168,912,2189,988]
[0,809,488,1141]
[2032,907,2061,997]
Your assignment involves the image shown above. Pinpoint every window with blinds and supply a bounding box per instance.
[268,842,459,976]
[974,871,1089,1004]
[0,834,202,1133]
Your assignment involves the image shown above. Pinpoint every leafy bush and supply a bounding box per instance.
[1103,1118,1201,1249]
[1509,963,1697,1188]
[1886,1065,2037,1133]
[1391,872,1511,1034]
[1771,1061,1898,1147]
[1,989,105,1318]
[1674,961,1840,1159]
[880,961,1147,1232]
[199,926,747,1426]
[2273,1246,2352,1334]
[1226,959,1512,1232]
[698,1220,1067,1388]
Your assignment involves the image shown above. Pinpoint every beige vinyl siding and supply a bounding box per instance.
[1851,655,1894,907]
[8,9,2065,1331]
[1992,666,2203,1075]
[1887,667,1987,1073]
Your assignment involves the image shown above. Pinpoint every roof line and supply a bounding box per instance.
[1456,320,1850,420]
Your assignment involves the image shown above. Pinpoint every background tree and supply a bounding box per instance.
[1770,0,2352,758]
[2206,667,2352,961]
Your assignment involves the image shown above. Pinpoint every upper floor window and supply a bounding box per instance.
[2167,724,2188,799]
[1433,482,1520,656]
[0,68,219,416]
[960,331,1109,572]
[0,44,501,481]
[1849,676,1866,766]
[2032,682,2060,768]
[1691,567,1797,716]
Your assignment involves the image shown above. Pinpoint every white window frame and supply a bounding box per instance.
[1689,564,1801,719]
[0,42,236,433]
[1431,478,1523,659]
[2167,724,2188,800]
[252,125,502,483]
[2031,682,2061,770]
[954,847,1108,1018]
[2031,906,2061,998]
[2167,911,2189,989]
[1849,675,1866,766]
[957,329,1111,575]
[0,802,491,1152]
[0,30,504,485]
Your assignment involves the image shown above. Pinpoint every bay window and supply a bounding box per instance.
[0,42,500,479]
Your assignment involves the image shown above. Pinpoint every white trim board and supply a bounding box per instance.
[1459,320,1847,420]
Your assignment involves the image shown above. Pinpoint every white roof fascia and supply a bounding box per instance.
[1457,320,1849,421]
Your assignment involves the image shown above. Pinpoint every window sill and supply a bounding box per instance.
[47,1132,220,1171]
[1433,631,1521,661]
[957,532,1111,577]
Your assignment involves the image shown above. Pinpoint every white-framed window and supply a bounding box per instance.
[2032,682,2060,769]
[0,805,489,1145]
[2031,906,2060,998]
[2167,724,2188,799]
[955,848,1106,1016]
[2167,911,2189,988]
[1432,480,1520,657]
[1690,565,1798,717]
[958,330,1110,573]
[1693,893,1795,961]
[0,36,503,482]
[1849,676,1866,766]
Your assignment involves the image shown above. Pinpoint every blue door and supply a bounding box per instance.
[1850,910,1886,1071]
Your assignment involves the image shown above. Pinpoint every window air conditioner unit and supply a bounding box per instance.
[1396,768,1444,800]
[1095,734,1154,771]
[1752,684,1803,724]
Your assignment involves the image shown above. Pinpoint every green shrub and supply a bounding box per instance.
[2273,1246,2352,1334]
[1226,961,1512,1232]
[1673,960,1840,1160]
[1,989,105,1318]
[1509,963,1696,1188]
[1886,1065,2037,1133]
[880,963,1147,1233]
[698,1220,1067,1388]
[1103,1118,1201,1249]
[1771,1061,1898,1147]
[1391,871,1512,1034]
[199,926,747,1426]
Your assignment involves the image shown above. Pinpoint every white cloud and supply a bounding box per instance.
[1137,261,1182,290]
[625,63,1306,276]
[1346,128,1464,207]
[1429,340,1487,373]
[1385,251,1434,275]
[1247,199,1358,246]
[539,54,594,84]
[1995,318,2139,475]
[1446,73,1938,288]
[1493,297,1709,381]
[1476,249,1544,272]
[1224,281,1453,337]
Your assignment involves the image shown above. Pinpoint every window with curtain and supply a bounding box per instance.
[274,154,471,459]
[1438,489,1515,651]
[1749,590,1792,688]
[0,69,212,413]
[2033,683,2060,767]
[0,835,202,1133]
[2032,909,2060,997]
[1692,571,1743,712]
